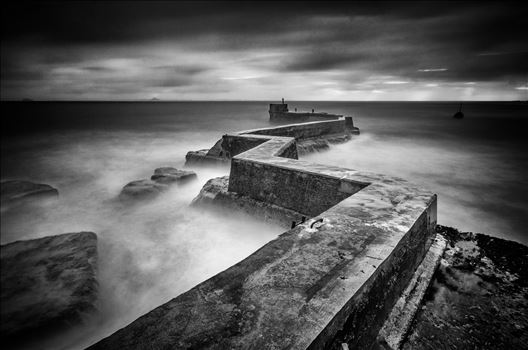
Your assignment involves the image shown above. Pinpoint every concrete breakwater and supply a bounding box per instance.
[186,117,359,166]
[92,118,438,349]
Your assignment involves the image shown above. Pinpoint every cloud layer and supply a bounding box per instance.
[1,1,527,100]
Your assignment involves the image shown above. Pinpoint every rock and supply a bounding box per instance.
[1,180,58,206]
[119,168,196,201]
[150,167,197,185]
[191,176,309,229]
[185,149,229,166]
[190,176,229,207]
[119,179,168,200]
[1,232,98,344]
[401,226,528,350]
[288,134,352,156]
[296,139,330,155]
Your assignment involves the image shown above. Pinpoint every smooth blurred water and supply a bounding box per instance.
[302,101,528,244]
[1,101,527,349]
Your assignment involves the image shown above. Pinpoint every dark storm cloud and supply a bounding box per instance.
[3,2,524,46]
[281,51,369,72]
[0,61,45,81]
[1,1,527,100]
[82,66,114,72]
[152,65,209,76]
[276,3,527,81]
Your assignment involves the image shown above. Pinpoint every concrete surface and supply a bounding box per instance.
[376,234,447,350]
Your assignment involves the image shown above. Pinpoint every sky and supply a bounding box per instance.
[1,1,527,101]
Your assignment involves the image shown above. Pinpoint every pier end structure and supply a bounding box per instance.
[269,102,344,123]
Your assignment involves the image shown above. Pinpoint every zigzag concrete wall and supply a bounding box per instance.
[91,120,436,349]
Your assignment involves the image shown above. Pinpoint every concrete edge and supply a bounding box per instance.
[239,118,347,135]
[376,234,447,350]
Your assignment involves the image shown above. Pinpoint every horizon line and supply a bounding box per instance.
[2,99,527,103]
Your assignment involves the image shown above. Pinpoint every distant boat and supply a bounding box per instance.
[453,103,464,119]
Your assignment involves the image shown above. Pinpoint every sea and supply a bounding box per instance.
[1,101,527,349]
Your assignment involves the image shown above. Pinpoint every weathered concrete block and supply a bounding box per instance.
[228,159,364,216]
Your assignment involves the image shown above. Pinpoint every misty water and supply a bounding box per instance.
[1,101,527,349]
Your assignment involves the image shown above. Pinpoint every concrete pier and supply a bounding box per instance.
[185,118,359,166]
[91,120,437,349]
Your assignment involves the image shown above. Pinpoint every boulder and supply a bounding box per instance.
[119,168,196,201]
[191,176,309,229]
[191,175,230,206]
[150,167,197,185]
[296,139,330,155]
[1,232,98,344]
[185,149,228,166]
[296,135,351,155]
[119,179,168,200]
[1,180,58,206]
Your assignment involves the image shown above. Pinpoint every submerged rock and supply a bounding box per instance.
[185,149,229,166]
[192,176,309,229]
[120,167,197,201]
[1,180,58,206]
[296,134,351,155]
[191,175,229,205]
[296,138,331,155]
[1,232,98,344]
[150,167,197,184]
[120,179,168,200]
